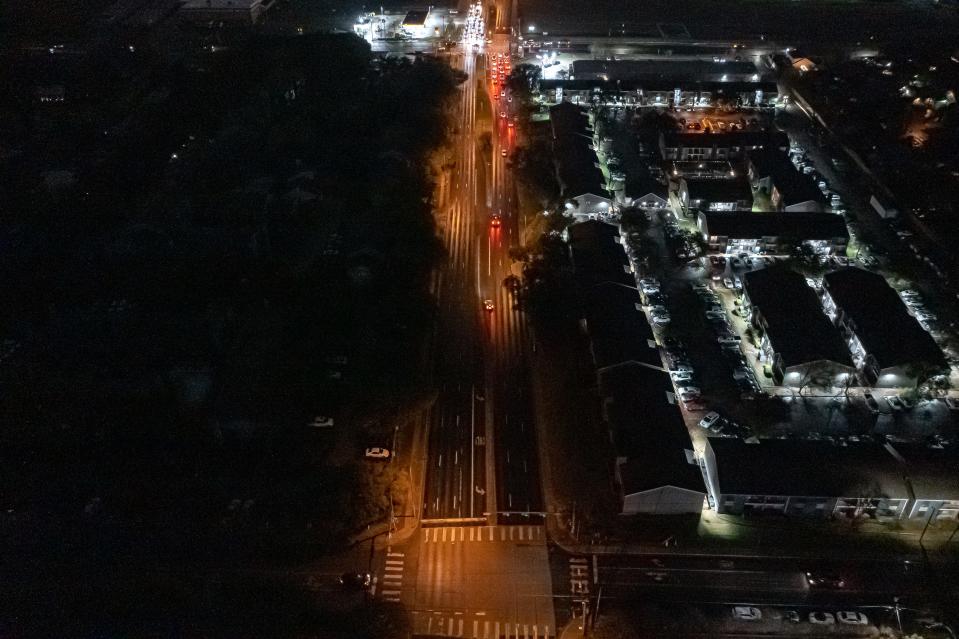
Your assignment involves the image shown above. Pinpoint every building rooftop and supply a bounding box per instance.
[598,363,704,494]
[822,267,945,371]
[698,211,849,241]
[540,79,778,96]
[890,443,959,501]
[748,149,825,207]
[742,267,853,369]
[582,283,659,370]
[550,103,607,197]
[708,438,911,499]
[570,59,758,83]
[567,220,634,287]
[402,9,429,26]
[684,177,753,204]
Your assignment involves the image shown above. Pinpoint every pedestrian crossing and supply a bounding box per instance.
[568,556,592,603]
[378,550,406,603]
[412,611,551,638]
[421,525,544,544]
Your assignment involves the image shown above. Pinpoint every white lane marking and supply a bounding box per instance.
[488,527,493,541]
[442,528,447,542]
[387,552,404,557]
[458,618,464,637]
[381,590,401,596]
[483,621,490,639]
[473,620,479,638]
[385,559,403,565]
[460,528,465,541]
[469,528,475,541]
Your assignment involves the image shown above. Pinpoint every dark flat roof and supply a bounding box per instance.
[890,443,959,501]
[583,282,659,370]
[743,267,852,369]
[550,102,607,197]
[540,79,778,95]
[748,149,825,206]
[570,58,758,82]
[822,267,945,371]
[699,211,849,241]
[598,363,704,494]
[568,221,634,287]
[709,438,910,499]
[685,177,753,203]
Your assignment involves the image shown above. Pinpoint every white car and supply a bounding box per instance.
[678,389,701,401]
[309,415,334,429]
[699,411,721,429]
[671,371,694,382]
[705,310,726,320]
[837,611,868,625]
[809,612,835,625]
[723,277,734,289]
[732,606,762,621]
[364,447,391,460]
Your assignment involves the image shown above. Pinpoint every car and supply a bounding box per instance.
[717,335,742,345]
[915,311,937,322]
[732,367,752,380]
[733,276,743,289]
[364,447,391,459]
[886,396,904,411]
[723,277,735,289]
[309,415,334,429]
[484,299,495,312]
[863,393,881,414]
[668,363,694,374]
[339,572,372,590]
[809,612,835,625]
[705,310,726,320]
[507,120,514,127]
[783,610,800,623]
[837,611,868,625]
[499,111,506,119]
[805,571,846,589]
[501,148,508,157]
[500,90,506,97]
[803,165,815,175]
[491,215,501,227]
[699,411,721,430]
[732,606,762,621]
[671,371,695,382]
[730,257,742,268]
[900,289,921,298]
[678,389,701,402]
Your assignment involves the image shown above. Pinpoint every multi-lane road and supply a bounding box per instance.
[423,6,542,526]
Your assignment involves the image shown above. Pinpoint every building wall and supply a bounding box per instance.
[622,486,705,515]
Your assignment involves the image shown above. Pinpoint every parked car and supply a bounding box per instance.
[705,310,726,320]
[309,415,335,429]
[886,396,904,411]
[723,277,735,289]
[863,393,881,414]
[809,612,836,625]
[732,606,762,621]
[339,572,371,590]
[837,611,868,625]
[783,610,800,623]
[678,389,701,402]
[805,571,845,589]
[364,447,391,460]
[671,371,695,383]
[717,335,742,345]
[699,412,721,430]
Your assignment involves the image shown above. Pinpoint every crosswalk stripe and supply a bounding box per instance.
[458,618,464,637]
[385,596,399,602]
[495,622,500,638]
[518,527,524,540]
[488,527,494,541]
[524,624,529,639]
[449,617,455,635]
[442,528,447,542]
[500,528,505,541]
[381,590,401,596]
[385,559,403,565]
[528,526,534,539]
[387,551,404,557]
[484,620,490,639]
[385,566,403,573]
[473,620,479,638]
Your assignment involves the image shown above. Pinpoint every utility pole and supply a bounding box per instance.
[592,586,603,629]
